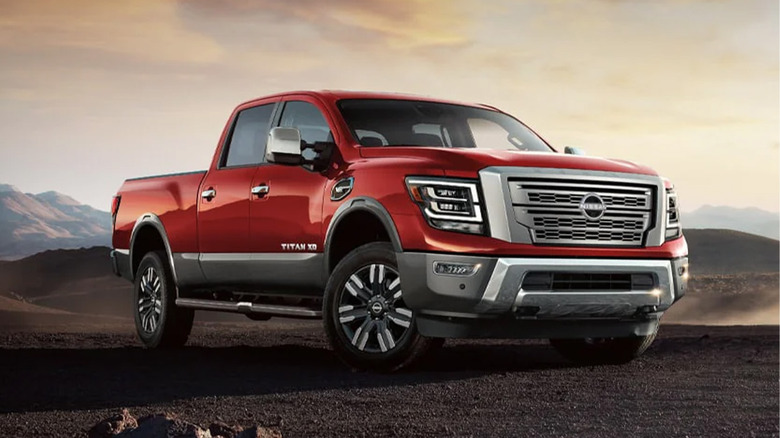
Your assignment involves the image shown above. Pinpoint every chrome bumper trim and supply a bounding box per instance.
[476,257,674,317]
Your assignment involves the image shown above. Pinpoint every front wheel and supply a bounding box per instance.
[550,331,658,365]
[323,242,440,372]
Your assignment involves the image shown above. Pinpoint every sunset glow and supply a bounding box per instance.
[0,0,777,212]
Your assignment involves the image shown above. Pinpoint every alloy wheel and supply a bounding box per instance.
[138,266,162,334]
[337,263,412,353]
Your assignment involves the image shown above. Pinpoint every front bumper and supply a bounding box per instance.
[397,252,688,339]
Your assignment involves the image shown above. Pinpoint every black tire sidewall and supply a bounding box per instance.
[323,242,422,371]
[133,251,173,348]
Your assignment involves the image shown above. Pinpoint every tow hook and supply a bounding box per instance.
[636,305,658,316]
[514,306,541,318]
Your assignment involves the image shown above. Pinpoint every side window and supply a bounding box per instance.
[279,101,332,145]
[355,129,388,146]
[412,123,447,147]
[222,104,275,167]
[467,118,518,151]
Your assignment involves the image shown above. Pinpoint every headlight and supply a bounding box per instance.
[406,177,485,235]
[665,188,681,240]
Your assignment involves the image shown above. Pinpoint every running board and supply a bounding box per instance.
[175,298,322,319]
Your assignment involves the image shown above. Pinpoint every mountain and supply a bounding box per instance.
[683,229,778,275]
[0,185,110,260]
[683,205,779,240]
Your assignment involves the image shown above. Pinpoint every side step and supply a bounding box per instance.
[175,298,322,319]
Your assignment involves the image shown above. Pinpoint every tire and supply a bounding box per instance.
[133,251,194,348]
[323,242,439,372]
[550,330,658,365]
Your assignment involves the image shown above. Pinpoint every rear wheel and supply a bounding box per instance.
[550,330,658,365]
[133,251,194,348]
[324,242,439,372]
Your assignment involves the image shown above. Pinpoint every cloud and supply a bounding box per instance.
[0,1,223,64]
[177,0,470,50]
[0,0,776,212]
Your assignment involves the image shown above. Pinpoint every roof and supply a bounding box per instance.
[238,90,496,110]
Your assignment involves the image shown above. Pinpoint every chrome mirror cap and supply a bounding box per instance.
[266,127,302,164]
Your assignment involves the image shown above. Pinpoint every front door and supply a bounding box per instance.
[198,101,277,283]
[248,99,334,291]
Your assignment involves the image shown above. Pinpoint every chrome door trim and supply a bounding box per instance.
[198,252,319,262]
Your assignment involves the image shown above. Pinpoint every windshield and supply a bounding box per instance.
[337,99,553,152]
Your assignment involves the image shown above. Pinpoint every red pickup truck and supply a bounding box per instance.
[111,90,688,371]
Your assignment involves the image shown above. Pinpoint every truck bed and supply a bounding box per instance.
[112,170,206,253]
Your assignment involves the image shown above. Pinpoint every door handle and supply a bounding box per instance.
[251,185,269,197]
[201,188,216,201]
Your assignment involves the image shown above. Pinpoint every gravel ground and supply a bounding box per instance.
[0,321,776,437]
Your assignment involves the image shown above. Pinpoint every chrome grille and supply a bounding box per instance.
[527,192,648,208]
[509,178,656,246]
[534,229,644,242]
[532,216,645,231]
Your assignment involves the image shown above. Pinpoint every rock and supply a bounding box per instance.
[234,426,283,438]
[88,411,278,438]
[116,414,211,438]
[209,421,242,437]
[88,409,138,438]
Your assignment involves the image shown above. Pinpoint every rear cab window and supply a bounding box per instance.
[221,103,276,168]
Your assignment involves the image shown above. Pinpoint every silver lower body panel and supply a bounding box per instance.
[483,258,674,317]
[397,252,688,339]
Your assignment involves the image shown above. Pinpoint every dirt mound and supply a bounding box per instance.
[88,410,281,438]
[0,246,122,299]
[0,295,70,314]
[684,229,778,275]
[664,273,779,325]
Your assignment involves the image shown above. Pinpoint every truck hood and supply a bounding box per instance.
[358,147,658,177]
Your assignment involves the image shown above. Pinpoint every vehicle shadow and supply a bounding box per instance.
[0,342,571,413]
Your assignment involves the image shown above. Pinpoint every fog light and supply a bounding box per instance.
[430,219,484,234]
[649,288,662,297]
[433,262,480,277]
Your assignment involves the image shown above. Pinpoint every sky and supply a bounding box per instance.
[0,0,777,212]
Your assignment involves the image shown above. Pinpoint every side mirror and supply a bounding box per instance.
[564,146,586,156]
[304,141,335,172]
[266,127,302,165]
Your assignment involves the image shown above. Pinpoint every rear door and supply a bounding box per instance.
[198,100,277,283]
